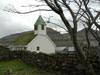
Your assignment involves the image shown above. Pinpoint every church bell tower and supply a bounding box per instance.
[34,16,46,35]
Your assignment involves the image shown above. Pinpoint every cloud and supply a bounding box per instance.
[0,0,40,38]
[0,0,57,38]
[0,0,99,38]
[0,10,36,38]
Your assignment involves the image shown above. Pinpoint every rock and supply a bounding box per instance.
[5,68,13,74]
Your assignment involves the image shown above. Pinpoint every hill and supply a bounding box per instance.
[0,28,99,47]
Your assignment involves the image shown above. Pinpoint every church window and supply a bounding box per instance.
[41,24,44,30]
[34,25,38,30]
[37,46,40,51]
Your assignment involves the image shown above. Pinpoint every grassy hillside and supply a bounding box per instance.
[0,60,53,75]
[0,28,99,47]
[0,28,70,47]
[11,32,37,46]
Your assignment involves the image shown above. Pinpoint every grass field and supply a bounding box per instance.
[0,60,54,75]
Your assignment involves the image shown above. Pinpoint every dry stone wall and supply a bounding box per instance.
[0,47,100,75]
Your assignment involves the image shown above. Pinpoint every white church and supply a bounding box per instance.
[9,16,56,54]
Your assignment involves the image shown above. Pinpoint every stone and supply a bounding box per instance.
[6,68,12,74]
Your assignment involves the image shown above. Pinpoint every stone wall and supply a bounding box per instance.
[0,47,100,75]
[0,46,10,61]
[10,50,100,75]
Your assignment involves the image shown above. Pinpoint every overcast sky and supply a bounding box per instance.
[0,0,100,38]
[0,0,65,38]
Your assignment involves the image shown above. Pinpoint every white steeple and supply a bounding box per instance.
[34,15,46,35]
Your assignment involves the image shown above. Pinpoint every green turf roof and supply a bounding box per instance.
[11,32,37,46]
[35,15,46,25]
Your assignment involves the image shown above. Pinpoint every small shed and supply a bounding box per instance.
[67,47,74,51]
[55,47,67,53]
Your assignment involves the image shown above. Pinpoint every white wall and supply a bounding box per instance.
[26,35,56,54]
[68,47,74,51]
[55,47,66,52]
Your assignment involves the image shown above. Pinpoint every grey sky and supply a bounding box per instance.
[0,0,43,38]
[0,0,66,38]
[0,0,100,38]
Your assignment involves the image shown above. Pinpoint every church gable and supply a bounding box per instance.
[26,35,55,53]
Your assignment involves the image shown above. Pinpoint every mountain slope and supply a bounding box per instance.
[0,28,99,47]
[0,28,71,47]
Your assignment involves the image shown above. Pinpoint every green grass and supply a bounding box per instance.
[0,60,53,75]
[11,32,37,46]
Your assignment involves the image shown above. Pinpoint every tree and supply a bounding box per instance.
[4,0,100,75]
[42,0,96,75]
[81,0,100,58]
